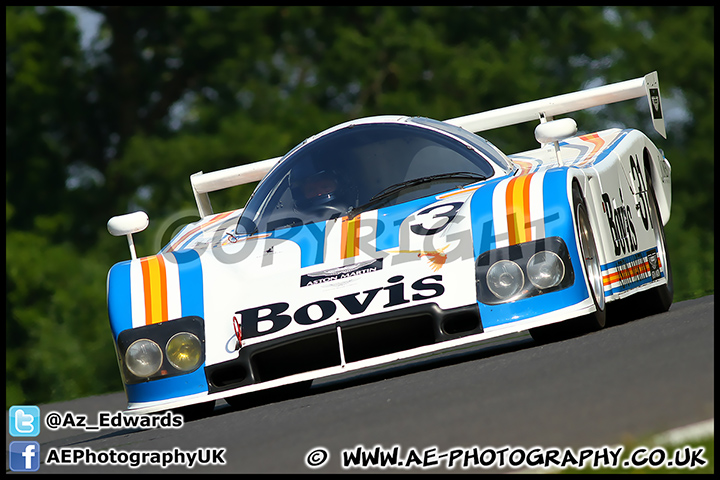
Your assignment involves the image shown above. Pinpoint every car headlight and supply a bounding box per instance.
[486,260,524,300]
[526,251,565,290]
[125,339,163,378]
[476,237,574,305]
[166,332,203,371]
[116,316,205,384]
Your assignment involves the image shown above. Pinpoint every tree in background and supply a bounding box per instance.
[5,6,713,407]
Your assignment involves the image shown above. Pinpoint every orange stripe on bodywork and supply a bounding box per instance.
[341,215,361,259]
[578,133,606,164]
[505,178,519,245]
[602,260,655,286]
[141,255,168,325]
[512,160,534,175]
[437,184,482,199]
[157,255,168,323]
[506,174,533,245]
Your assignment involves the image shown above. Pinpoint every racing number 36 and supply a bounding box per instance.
[630,154,650,231]
[410,203,463,236]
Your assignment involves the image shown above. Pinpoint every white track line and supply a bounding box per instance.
[517,418,714,474]
[651,418,714,446]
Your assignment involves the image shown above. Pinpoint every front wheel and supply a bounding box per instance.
[172,400,216,422]
[530,184,606,343]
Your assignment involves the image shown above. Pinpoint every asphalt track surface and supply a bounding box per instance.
[7,295,713,474]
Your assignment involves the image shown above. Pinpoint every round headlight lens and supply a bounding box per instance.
[125,339,163,378]
[486,260,524,300]
[526,251,565,289]
[166,332,202,371]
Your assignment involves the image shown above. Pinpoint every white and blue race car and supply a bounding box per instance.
[106,72,672,415]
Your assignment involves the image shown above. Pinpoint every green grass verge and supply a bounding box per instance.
[558,421,714,474]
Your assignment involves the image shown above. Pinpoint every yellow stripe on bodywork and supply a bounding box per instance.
[341,214,361,259]
[141,255,168,325]
[506,174,533,245]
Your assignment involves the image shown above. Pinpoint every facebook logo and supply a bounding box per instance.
[9,405,40,437]
[9,441,41,472]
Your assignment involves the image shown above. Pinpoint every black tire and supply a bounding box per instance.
[172,400,216,422]
[530,183,606,344]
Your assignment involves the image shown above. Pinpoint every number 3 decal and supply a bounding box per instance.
[410,202,463,236]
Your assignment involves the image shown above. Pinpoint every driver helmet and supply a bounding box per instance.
[290,163,346,213]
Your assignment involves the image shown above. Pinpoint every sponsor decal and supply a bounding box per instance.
[602,248,662,294]
[629,154,651,231]
[602,191,638,256]
[236,274,445,339]
[649,88,663,119]
[393,246,449,272]
[301,259,384,287]
[647,248,662,280]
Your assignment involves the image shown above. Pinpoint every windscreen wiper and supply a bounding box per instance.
[348,172,488,218]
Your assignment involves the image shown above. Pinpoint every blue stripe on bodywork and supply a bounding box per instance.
[469,177,504,257]
[107,260,133,340]
[592,129,631,165]
[125,367,208,403]
[473,169,594,329]
[176,230,204,251]
[172,249,205,318]
[539,168,574,240]
[557,129,631,167]
[271,221,327,268]
[375,196,446,252]
[119,249,208,404]
[601,247,661,271]
[601,247,664,296]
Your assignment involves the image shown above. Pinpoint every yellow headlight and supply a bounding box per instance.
[165,332,202,371]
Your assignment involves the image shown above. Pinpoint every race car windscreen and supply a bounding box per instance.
[237,122,497,235]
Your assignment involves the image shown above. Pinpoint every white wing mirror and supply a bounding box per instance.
[534,117,577,165]
[107,211,149,259]
[534,117,578,144]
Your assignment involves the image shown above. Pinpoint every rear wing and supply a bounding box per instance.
[191,156,281,218]
[445,71,665,138]
[190,72,665,217]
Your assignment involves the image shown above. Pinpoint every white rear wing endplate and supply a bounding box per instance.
[190,72,665,217]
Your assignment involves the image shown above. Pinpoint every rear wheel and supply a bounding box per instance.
[613,167,673,320]
[530,184,606,343]
[642,174,674,311]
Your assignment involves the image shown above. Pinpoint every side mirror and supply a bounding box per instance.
[534,117,577,166]
[534,117,578,144]
[107,211,149,259]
